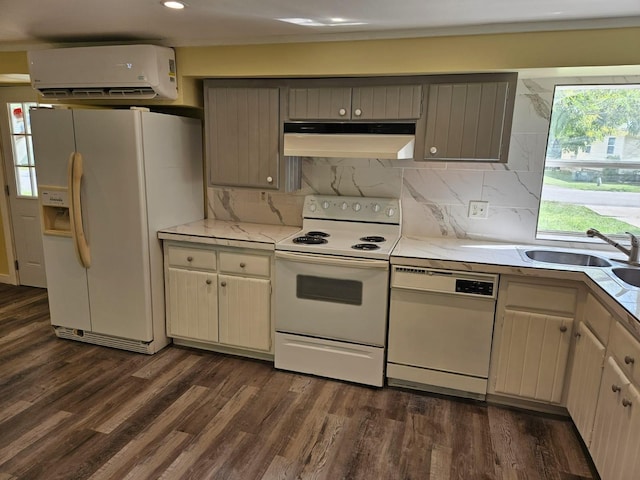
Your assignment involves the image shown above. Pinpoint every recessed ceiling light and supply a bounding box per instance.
[163,1,186,9]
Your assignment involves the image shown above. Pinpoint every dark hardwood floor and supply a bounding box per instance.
[0,283,596,480]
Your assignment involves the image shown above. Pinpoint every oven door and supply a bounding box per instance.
[275,251,389,346]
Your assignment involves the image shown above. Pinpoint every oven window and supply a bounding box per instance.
[296,275,363,306]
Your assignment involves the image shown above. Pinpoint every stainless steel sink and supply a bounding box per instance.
[524,250,612,267]
[612,267,640,288]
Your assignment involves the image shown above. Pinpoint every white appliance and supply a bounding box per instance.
[387,266,498,399]
[274,195,401,386]
[27,45,178,100]
[31,107,203,353]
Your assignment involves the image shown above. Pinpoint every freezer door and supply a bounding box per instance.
[31,108,76,188]
[73,110,153,341]
[32,108,92,330]
[42,235,91,330]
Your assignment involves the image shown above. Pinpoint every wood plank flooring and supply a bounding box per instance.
[0,284,597,479]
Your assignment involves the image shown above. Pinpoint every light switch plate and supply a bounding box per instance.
[468,201,489,219]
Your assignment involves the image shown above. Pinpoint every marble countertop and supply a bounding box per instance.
[158,219,300,250]
[392,235,640,338]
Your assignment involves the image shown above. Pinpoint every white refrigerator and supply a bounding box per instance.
[31,108,203,353]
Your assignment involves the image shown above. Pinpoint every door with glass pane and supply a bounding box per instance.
[1,102,47,287]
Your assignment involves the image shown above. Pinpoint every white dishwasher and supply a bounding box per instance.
[387,266,498,400]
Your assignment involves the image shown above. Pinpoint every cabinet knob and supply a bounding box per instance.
[206,279,212,285]
[559,325,567,333]
[612,384,622,393]
[574,332,581,338]
[353,108,362,117]
[220,281,227,287]
[240,262,246,268]
[267,176,273,184]
[338,108,347,116]
[625,355,635,365]
[622,398,632,408]
[429,146,438,155]
[187,256,193,262]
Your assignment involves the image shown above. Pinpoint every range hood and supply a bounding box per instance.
[283,123,415,160]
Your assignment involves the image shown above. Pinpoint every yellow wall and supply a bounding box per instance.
[3,27,640,79]
[0,206,8,275]
[175,27,640,78]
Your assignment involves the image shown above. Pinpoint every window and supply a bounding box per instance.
[538,85,640,239]
[7,102,39,197]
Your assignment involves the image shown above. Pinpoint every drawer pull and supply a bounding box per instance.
[612,384,622,393]
[220,281,227,287]
[187,256,193,262]
[624,355,635,365]
[206,279,212,285]
[240,262,246,268]
[559,325,567,333]
[622,398,632,408]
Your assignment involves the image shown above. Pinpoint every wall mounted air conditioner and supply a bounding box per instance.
[27,44,178,100]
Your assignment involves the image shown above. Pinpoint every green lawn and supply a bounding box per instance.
[539,201,640,234]
[544,175,640,193]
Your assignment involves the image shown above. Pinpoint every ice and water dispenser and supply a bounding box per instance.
[40,187,71,236]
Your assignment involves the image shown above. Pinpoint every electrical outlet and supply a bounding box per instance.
[468,201,489,219]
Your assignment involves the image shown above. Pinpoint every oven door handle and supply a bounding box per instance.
[275,251,389,269]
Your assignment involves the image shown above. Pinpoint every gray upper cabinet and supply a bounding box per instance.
[206,86,280,189]
[420,75,516,162]
[288,85,422,121]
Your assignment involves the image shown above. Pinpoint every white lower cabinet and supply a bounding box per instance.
[167,268,219,342]
[493,309,573,402]
[489,276,578,405]
[218,274,271,351]
[164,241,273,355]
[566,322,606,446]
[590,357,639,480]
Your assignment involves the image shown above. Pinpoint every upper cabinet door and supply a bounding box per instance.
[351,85,422,120]
[288,87,352,120]
[288,85,422,121]
[422,80,513,162]
[206,86,280,189]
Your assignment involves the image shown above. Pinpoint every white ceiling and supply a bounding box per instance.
[1,0,640,51]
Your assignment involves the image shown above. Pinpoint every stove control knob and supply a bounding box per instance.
[340,201,349,210]
[321,200,330,209]
[308,203,317,212]
[353,202,362,212]
[386,207,396,217]
[372,203,381,213]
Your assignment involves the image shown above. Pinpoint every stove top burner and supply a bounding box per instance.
[293,235,329,245]
[352,243,381,251]
[306,231,330,237]
[360,236,386,243]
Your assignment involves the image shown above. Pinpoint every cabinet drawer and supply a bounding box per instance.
[219,252,270,276]
[609,322,640,386]
[167,246,216,270]
[504,281,577,314]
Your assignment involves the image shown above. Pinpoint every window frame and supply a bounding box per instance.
[537,83,640,240]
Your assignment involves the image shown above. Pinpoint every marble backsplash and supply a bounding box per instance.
[208,73,640,243]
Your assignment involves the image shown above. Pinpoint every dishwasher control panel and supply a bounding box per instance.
[391,266,498,299]
[455,279,494,296]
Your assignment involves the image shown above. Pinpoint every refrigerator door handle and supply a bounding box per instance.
[67,152,91,268]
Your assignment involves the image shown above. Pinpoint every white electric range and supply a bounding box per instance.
[274,195,401,387]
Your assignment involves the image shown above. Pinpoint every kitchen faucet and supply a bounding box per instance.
[586,228,640,266]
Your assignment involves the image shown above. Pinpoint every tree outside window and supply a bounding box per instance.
[538,85,640,238]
